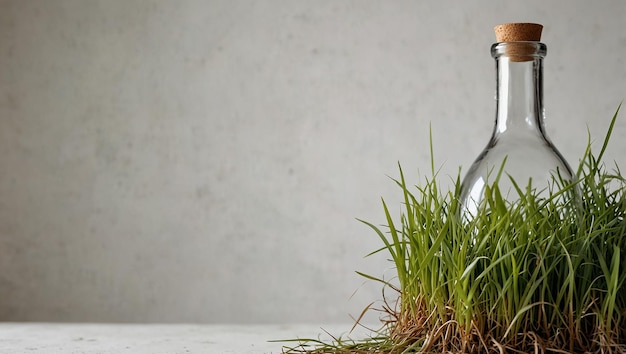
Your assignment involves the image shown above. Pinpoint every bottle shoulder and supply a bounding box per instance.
[462,137,573,187]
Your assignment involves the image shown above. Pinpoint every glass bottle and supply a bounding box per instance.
[459,23,575,218]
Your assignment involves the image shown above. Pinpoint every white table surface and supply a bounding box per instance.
[0,323,369,354]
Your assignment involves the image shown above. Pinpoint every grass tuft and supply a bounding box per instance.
[282,106,626,354]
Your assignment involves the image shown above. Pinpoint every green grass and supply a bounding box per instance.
[281,106,626,353]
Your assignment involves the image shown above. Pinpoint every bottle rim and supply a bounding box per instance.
[491,42,547,60]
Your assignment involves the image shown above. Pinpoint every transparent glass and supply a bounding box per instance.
[459,42,574,218]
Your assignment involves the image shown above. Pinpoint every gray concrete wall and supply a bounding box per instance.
[1,0,625,323]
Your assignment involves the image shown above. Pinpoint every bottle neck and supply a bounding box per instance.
[492,42,547,138]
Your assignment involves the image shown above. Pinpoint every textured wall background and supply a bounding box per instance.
[1,0,625,323]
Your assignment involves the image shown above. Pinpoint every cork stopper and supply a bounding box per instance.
[494,23,543,62]
[494,23,543,42]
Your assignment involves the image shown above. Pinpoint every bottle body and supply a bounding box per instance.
[459,42,574,218]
